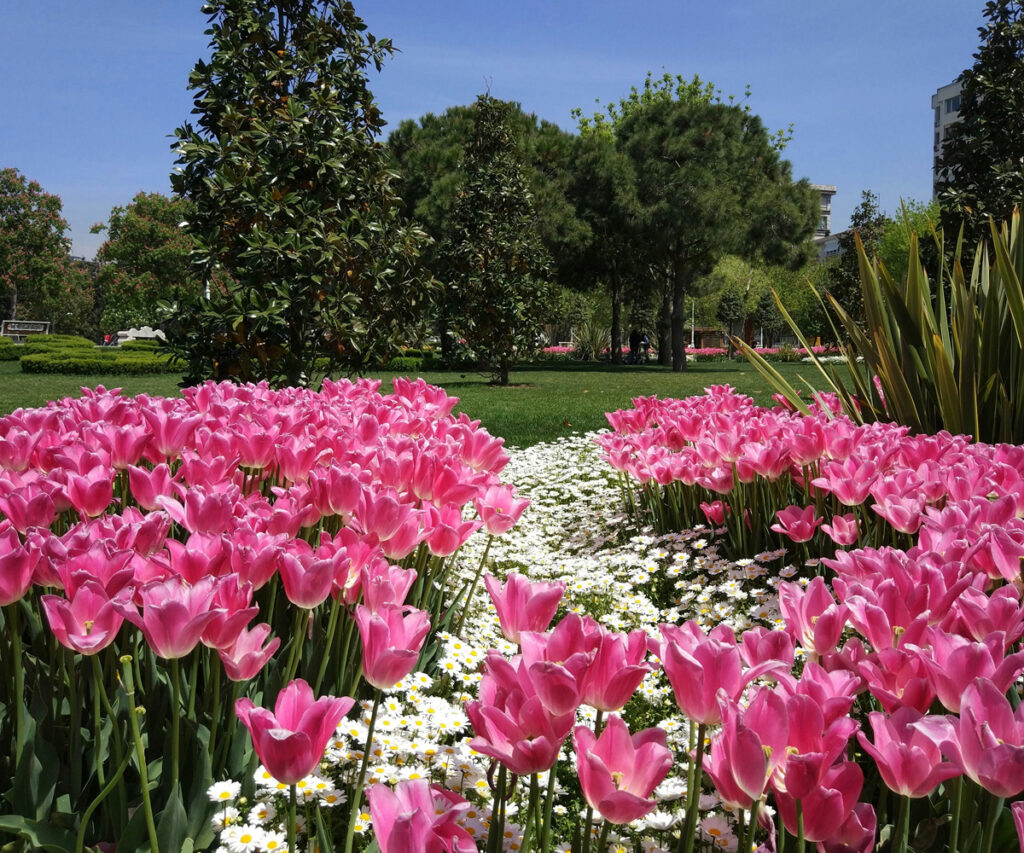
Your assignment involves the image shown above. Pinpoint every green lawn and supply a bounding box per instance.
[0,359,826,447]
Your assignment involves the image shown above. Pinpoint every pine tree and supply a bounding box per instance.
[444,95,554,386]
[169,0,429,386]
[938,0,1024,243]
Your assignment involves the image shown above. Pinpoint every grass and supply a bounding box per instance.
[0,359,827,447]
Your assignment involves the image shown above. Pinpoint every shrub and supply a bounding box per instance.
[19,350,180,375]
[0,338,18,361]
[117,339,161,351]
[387,356,424,372]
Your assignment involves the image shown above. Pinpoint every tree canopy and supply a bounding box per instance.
[616,98,818,370]
[168,0,429,386]
[0,167,92,333]
[442,94,554,385]
[938,0,1024,242]
[92,192,198,332]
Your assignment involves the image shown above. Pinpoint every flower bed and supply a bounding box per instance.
[3,381,1024,853]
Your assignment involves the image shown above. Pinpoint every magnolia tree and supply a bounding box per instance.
[169,0,431,386]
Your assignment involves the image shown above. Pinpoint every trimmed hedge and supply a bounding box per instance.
[0,339,18,361]
[20,339,98,358]
[117,339,162,351]
[20,350,181,375]
[387,356,424,372]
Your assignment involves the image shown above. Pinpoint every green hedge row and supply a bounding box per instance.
[0,339,19,361]
[20,350,181,375]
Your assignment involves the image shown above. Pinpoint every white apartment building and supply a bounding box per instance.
[811,184,840,261]
[932,79,963,196]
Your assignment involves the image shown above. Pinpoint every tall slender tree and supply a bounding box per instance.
[443,94,554,386]
[169,0,429,386]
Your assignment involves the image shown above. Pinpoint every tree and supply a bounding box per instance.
[169,0,429,386]
[877,198,942,284]
[0,167,93,332]
[91,192,198,332]
[825,190,888,325]
[443,94,554,386]
[617,99,818,370]
[938,0,1024,243]
[387,103,585,361]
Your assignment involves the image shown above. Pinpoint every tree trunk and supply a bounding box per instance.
[671,258,688,372]
[658,287,671,366]
[497,361,509,386]
[610,280,622,364]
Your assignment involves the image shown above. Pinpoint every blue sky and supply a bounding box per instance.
[4,1,983,259]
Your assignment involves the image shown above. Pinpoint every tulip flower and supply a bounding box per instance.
[857,707,962,798]
[235,678,353,785]
[484,572,564,644]
[821,513,859,546]
[279,544,336,609]
[465,652,575,776]
[118,576,221,659]
[218,623,282,682]
[704,689,788,809]
[355,604,430,689]
[41,580,128,655]
[573,715,673,824]
[912,628,1024,713]
[914,677,1024,797]
[771,504,822,544]
[367,779,476,853]
[0,523,37,605]
[774,760,863,843]
[579,627,655,712]
[817,803,876,853]
[778,578,848,658]
[1013,800,1024,853]
[474,484,530,535]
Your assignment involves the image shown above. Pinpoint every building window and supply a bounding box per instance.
[945,95,961,113]
[820,193,830,208]
[935,106,941,126]
[819,215,829,232]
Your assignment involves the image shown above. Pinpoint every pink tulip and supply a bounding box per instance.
[913,628,1024,713]
[857,648,935,714]
[915,678,1024,797]
[201,576,259,650]
[127,463,181,512]
[778,578,848,658]
[1013,800,1024,853]
[484,572,565,644]
[360,560,417,612]
[700,500,727,525]
[41,580,128,654]
[579,627,655,712]
[0,523,37,605]
[704,689,788,809]
[653,621,781,725]
[771,504,822,543]
[465,652,574,775]
[118,576,220,659]
[279,545,336,609]
[0,487,56,533]
[857,707,961,798]
[235,678,353,785]
[355,604,430,689]
[218,623,282,682]
[739,627,795,670]
[474,485,530,535]
[816,803,876,853]
[821,513,859,547]
[367,779,476,853]
[573,715,673,824]
[775,760,863,843]
[423,503,481,557]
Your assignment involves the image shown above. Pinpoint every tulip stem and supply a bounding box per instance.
[539,766,557,853]
[7,604,26,757]
[948,777,962,853]
[979,794,1004,853]
[455,535,493,637]
[121,656,160,853]
[796,799,805,853]
[209,662,221,764]
[283,608,307,686]
[486,764,508,853]
[596,820,611,853]
[74,746,132,853]
[742,798,762,853]
[169,657,181,791]
[343,690,381,853]
[680,722,707,853]
[287,783,297,853]
[314,594,342,693]
[895,794,910,853]
[520,775,541,853]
